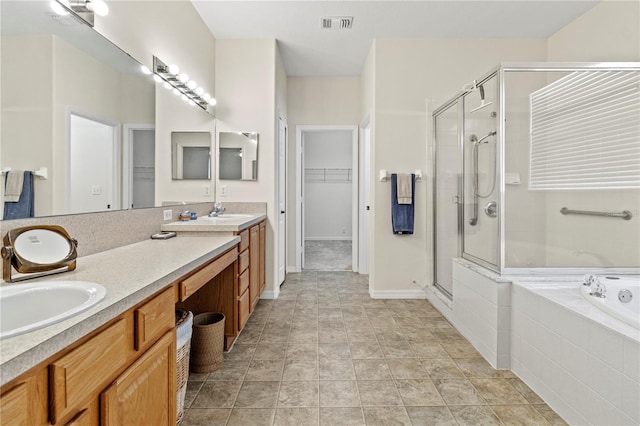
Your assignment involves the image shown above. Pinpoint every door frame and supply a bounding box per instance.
[278,116,287,286]
[123,123,155,210]
[295,125,359,272]
[358,116,371,275]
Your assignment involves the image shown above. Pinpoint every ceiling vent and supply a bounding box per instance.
[321,16,353,30]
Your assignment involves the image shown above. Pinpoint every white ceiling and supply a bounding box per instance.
[191,0,599,76]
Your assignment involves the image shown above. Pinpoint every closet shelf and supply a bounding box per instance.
[304,168,352,183]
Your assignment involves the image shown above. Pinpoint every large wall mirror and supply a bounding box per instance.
[172,132,212,180]
[219,132,259,181]
[1,1,156,218]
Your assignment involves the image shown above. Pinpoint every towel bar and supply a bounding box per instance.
[1,167,48,180]
[560,207,632,220]
[379,170,422,182]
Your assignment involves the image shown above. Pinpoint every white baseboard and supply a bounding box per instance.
[286,265,299,273]
[423,285,454,324]
[304,237,352,241]
[261,288,280,299]
[368,289,427,299]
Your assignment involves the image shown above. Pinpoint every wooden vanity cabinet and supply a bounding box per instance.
[259,221,266,294]
[0,286,176,426]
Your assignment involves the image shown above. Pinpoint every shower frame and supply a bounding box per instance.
[432,62,640,289]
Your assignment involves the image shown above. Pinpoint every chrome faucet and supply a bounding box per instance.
[584,274,606,298]
[208,201,225,217]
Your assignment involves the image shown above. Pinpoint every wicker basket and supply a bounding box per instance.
[175,309,193,425]
[190,312,225,373]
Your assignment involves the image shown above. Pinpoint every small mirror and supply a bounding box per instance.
[171,132,212,180]
[219,132,259,180]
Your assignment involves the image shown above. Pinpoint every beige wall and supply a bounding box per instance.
[547,0,640,62]
[215,39,281,294]
[286,76,361,268]
[371,39,547,295]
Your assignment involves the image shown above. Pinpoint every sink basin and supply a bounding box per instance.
[202,214,254,221]
[0,281,106,339]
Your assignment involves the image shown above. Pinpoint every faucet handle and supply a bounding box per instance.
[583,274,597,286]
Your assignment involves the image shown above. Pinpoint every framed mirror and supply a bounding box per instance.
[172,132,212,180]
[219,132,259,181]
[0,1,155,218]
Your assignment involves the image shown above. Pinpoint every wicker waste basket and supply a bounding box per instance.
[190,312,225,373]
[175,309,193,424]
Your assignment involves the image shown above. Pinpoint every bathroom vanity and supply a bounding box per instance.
[0,214,266,425]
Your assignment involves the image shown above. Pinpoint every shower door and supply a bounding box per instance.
[462,74,499,269]
[433,100,462,297]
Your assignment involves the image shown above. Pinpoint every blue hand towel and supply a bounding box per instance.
[391,173,415,235]
[4,171,34,219]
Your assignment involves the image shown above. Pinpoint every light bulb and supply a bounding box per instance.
[87,0,109,16]
[195,87,204,96]
[202,93,211,102]
[50,1,69,15]
[163,82,172,90]
[168,64,179,75]
[187,80,197,90]
[140,65,151,75]
[208,97,217,106]
[178,73,189,83]
[153,75,163,83]
[173,88,180,96]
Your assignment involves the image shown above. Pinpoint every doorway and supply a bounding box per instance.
[124,125,155,209]
[295,126,358,271]
[68,112,120,214]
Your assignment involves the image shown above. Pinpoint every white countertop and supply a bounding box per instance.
[161,214,266,233]
[0,234,239,386]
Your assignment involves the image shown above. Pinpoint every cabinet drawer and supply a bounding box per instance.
[239,268,249,295]
[50,319,129,423]
[179,248,238,301]
[237,229,249,252]
[135,287,175,351]
[239,249,249,273]
[238,289,249,330]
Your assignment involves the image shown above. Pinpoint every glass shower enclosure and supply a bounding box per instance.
[433,63,640,297]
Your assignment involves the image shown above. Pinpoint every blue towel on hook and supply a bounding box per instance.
[4,171,34,219]
[391,173,415,234]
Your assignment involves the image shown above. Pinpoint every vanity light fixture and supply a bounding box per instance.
[153,56,216,113]
[51,0,109,27]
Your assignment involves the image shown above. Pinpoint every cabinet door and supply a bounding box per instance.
[64,399,99,426]
[0,369,48,426]
[259,221,266,293]
[101,331,176,426]
[0,382,27,426]
[249,224,260,311]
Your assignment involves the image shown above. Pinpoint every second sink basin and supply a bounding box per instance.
[0,280,106,339]
[203,214,254,221]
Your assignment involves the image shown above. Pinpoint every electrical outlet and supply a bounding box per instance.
[220,185,228,197]
[163,209,172,221]
[204,185,211,197]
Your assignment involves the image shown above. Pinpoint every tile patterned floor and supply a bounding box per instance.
[181,271,567,426]
[304,240,352,271]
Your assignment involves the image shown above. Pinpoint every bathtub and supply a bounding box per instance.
[511,275,640,425]
[580,276,639,330]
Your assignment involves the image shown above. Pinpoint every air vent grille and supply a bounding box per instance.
[321,16,354,30]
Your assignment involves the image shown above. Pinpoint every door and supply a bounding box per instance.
[433,101,462,297]
[101,332,175,425]
[359,124,371,274]
[278,117,286,285]
[69,113,119,214]
[130,128,155,209]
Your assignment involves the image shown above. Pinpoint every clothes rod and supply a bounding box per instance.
[379,170,422,182]
[560,207,632,220]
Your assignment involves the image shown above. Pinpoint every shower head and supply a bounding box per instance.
[469,130,496,145]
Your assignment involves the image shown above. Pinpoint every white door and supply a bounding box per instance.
[278,117,286,285]
[359,125,371,274]
[69,114,119,214]
[130,129,155,209]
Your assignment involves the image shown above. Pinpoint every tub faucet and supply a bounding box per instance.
[209,201,225,217]
[582,274,598,287]
[589,277,607,299]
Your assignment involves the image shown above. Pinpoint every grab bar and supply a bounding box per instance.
[560,207,632,220]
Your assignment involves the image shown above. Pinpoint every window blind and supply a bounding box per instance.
[529,70,640,190]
